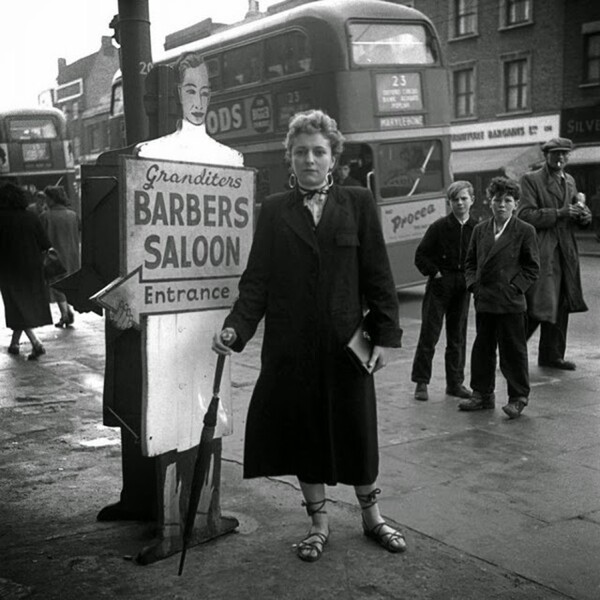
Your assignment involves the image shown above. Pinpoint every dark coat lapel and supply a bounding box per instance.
[281,190,318,251]
[480,217,516,267]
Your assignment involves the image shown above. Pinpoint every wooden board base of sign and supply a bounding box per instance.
[136,438,239,565]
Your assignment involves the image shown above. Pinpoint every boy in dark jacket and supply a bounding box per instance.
[459,177,539,419]
[411,181,477,401]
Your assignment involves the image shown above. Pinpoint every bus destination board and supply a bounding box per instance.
[375,73,423,113]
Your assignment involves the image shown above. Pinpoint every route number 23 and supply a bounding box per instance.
[391,75,408,87]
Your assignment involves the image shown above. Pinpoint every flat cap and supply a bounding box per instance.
[542,137,573,153]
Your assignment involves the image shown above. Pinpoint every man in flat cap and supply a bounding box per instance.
[517,137,591,371]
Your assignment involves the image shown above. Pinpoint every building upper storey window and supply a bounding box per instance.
[349,22,437,65]
[584,30,600,84]
[451,0,478,39]
[453,67,475,118]
[503,0,531,27]
[503,56,530,112]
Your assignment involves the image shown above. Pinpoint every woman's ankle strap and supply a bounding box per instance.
[301,498,328,516]
[356,488,381,509]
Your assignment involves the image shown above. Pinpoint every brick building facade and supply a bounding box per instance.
[409,0,600,218]
[53,36,120,170]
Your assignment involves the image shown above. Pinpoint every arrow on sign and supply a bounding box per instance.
[91,267,239,328]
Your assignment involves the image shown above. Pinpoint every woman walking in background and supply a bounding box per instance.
[0,182,52,359]
[40,186,80,327]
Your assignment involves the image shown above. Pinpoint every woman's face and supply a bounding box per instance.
[291,132,335,189]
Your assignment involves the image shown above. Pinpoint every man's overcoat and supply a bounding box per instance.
[518,165,588,322]
[224,185,402,486]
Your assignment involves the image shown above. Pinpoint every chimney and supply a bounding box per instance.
[246,0,260,17]
[58,58,67,73]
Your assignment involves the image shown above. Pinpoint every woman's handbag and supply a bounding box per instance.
[43,248,67,280]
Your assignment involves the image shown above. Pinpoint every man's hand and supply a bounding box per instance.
[108,301,134,330]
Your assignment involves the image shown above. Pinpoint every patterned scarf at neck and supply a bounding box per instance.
[299,183,330,225]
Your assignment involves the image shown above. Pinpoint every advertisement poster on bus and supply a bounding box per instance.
[380,196,447,244]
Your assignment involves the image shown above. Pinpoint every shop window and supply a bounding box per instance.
[451,0,478,39]
[265,31,311,79]
[503,57,529,112]
[88,124,101,152]
[223,43,262,88]
[453,68,475,118]
[584,31,600,84]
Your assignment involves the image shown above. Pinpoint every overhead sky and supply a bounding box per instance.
[1,0,280,111]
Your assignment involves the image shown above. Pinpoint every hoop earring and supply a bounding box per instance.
[326,171,334,187]
[288,173,297,188]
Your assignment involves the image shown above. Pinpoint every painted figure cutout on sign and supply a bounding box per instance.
[98,52,249,564]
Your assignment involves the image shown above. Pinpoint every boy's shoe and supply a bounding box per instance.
[458,391,495,411]
[414,383,428,401]
[446,384,472,399]
[502,397,527,419]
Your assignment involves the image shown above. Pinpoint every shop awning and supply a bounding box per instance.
[569,146,599,165]
[451,144,543,179]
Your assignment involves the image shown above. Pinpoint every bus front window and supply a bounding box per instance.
[378,140,443,198]
[349,23,437,65]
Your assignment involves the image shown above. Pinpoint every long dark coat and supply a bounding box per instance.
[224,185,402,486]
[465,217,539,314]
[518,165,588,322]
[40,205,81,301]
[0,207,52,329]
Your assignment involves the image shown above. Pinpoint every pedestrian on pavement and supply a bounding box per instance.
[27,190,49,217]
[40,186,80,328]
[517,137,591,371]
[411,180,477,401]
[0,182,53,359]
[459,177,539,419]
[212,109,405,562]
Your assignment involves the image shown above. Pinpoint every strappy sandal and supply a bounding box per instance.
[296,499,329,562]
[357,488,407,554]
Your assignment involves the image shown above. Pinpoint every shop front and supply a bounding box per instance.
[450,114,560,221]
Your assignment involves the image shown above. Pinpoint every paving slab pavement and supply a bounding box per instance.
[1,253,599,598]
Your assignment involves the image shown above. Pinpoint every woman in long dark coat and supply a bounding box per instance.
[0,182,52,359]
[40,186,80,327]
[213,110,404,562]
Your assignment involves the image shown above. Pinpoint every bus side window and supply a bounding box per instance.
[265,31,311,80]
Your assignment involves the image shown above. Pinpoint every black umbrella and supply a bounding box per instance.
[178,353,226,576]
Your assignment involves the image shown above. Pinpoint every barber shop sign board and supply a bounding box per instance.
[94,156,254,324]
[93,156,254,457]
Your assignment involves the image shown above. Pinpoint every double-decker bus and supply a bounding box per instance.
[0,107,76,203]
[112,0,451,287]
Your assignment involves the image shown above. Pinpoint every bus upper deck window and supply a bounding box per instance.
[224,43,262,88]
[349,23,437,66]
[8,118,58,141]
[265,31,311,80]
